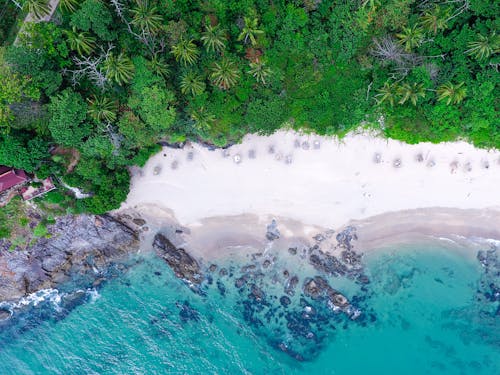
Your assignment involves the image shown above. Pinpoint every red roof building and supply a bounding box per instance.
[0,166,29,193]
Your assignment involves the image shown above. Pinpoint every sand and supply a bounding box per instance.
[119,130,500,257]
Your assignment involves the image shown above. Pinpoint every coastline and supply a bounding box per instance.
[119,130,500,259]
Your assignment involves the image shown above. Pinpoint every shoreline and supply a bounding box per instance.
[119,129,500,260]
[118,205,500,263]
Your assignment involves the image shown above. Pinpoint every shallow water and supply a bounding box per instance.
[0,243,498,374]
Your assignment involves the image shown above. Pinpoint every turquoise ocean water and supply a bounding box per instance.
[0,242,498,374]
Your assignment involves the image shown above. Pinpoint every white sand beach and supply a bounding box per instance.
[119,130,500,256]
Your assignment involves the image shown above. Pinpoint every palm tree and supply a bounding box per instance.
[419,6,450,35]
[190,107,215,131]
[247,60,272,85]
[396,25,424,52]
[436,82,467,105]
[171,38,199,66]
[63,27,96,56]
[87,95,118,123]
[58,0,79,13]
[465,33,500,60]
[24,0,51,19]
[201,24,226,53]
[103,52,135,85]
[237,17,264,46]
[210,59,240,89]
[397,82,426,106]
[180,71,205,96]
[147,54,170,77]
[375,82,398,106]
[130,0,163,34]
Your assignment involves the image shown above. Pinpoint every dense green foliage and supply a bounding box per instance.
[0,0,498,213]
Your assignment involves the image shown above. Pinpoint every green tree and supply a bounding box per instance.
[419,6,450,35]
[103,52,135,85]
[63,27,96,56]
[466,33,500,60]
[201,24,226,53]
[247,60,272,85]
[0,134,48,172]
[128,85,176,134]
[87,95,118,122]
[375,82,398,107]
[395,25,424,52]
[59,0,79,13]
[48,89,91,147]
[237,17,264,46]
[147,54,170,77]
[180,71,205,96]
[4,46,62,98]
[130,0,163,34]
[397,82,426,106]
[436,82,467,105]
[171,37,199,66]
[190,106,215,131]
[210,59,240,90]
[70,0,115,41]
[24,0,51,19]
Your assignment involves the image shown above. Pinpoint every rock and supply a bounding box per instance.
[235,276,247,289]
[132,218,146,226]
[208,264,217,272]
[280,296,291,307]
[285,275,299,296]
[262,260,271,269]
[177,301,200,323]
[0,214,139,302]
[219,268,228,277]
[0,307,12,321]
[152,233,203,291]
[336,226,357,250]
[313,234,325,242]
[288,247,297,255]
[266,219,280,241]
[249,284,265,302]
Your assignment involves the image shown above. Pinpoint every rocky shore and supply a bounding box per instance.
[0,214,140,303]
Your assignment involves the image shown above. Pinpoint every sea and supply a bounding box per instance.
[0,240,498,375]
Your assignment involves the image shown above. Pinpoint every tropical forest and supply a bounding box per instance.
[0,0,498,214]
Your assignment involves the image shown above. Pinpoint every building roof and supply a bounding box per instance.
[0,166,28,193]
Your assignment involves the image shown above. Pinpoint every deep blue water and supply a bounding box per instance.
[0,242,498,374]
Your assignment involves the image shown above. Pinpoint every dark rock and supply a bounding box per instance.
[262,260,271,269]
[249,284,266,302]
[288,247,297,255]
[335,226,358,250]
[0,214,139,302]
[219,268,228,277]
[177,301,200,323]
[235,276,247,289]
[280,296,291,307]
[241,264,256,273]
[266,219,280,241]
[313,234,326,242]
[132,218,146,226]
[285,275,299,296]
[208,264,217,272]
[216,280,226,296]
[152,233,203,291]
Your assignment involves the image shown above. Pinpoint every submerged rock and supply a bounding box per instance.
[152,233,203,291]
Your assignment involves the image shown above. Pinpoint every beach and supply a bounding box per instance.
[120,130,500,257]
